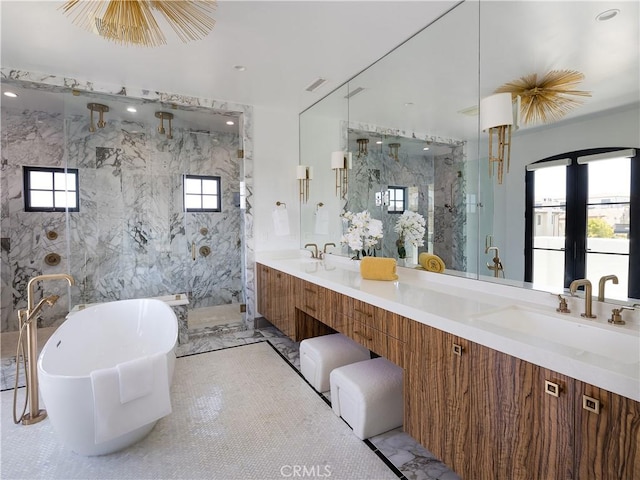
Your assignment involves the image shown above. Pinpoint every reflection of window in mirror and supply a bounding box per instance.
[388,186,406,213]
[525,148,638,300]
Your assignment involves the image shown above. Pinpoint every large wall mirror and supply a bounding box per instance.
[299,1,639,302]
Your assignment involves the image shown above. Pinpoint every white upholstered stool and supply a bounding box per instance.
[329,357,403,440]
[299,333,371,393]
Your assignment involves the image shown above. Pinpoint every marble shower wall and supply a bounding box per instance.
[432,147,467,271]
[344,141,466,269]
[1,105,241,332]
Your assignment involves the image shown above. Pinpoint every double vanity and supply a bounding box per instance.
[256,251,640,480]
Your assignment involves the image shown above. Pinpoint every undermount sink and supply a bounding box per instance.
[471,305,639,365]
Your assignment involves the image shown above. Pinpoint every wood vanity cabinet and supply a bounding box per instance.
[341,296,406,368]
[405,321,470,476]
[257,264,640,479]
[471,344,575,480]
[575,382,640,479]
[295,278,331,324]
[256,263,295,338]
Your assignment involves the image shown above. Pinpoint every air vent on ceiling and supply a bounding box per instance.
[305,78,328,92]
[344,87,365,99]
[458,104,479,116]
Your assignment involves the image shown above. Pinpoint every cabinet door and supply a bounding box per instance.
[256,263,271,320]
[271,270,294,337]
[405,321,469,476]
[575,383,640,480]
[471,345,574,480]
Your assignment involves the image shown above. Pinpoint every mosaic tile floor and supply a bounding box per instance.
[1,323,460,480]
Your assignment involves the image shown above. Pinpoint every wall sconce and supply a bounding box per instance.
[480,92,518,184]
[389,143,401,161]
[356,138,369,158]
[331,151,351,199]
[87,103,109,132]
[155,111,174,139]
[296,165,312,203]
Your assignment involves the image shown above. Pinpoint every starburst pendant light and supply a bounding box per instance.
[61,0,217,47]
[494,70,591,124]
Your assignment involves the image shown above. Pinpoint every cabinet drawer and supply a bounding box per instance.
[332,312,352,337]
[351,320,386,356]
[346,298,383,329]
[386,336,404,368]
[386,313,407,341]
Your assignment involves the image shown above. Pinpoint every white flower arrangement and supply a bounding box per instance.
[340,210,383,257]
[394,211,426,258]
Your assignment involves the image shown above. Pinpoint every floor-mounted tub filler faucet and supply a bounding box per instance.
[13,273,75,425]
[485,246,504,278]
[569,278,596,319]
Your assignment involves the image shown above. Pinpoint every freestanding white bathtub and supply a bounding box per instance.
[38,298,178,456]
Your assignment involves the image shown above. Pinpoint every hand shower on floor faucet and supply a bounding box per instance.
[19,295,59,325]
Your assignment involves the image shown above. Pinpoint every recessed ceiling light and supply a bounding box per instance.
[127,106,137,113]
[596,9,620,22]
[423,147,430,151]
[234,65,246,72]
[376,140,383,145]
[3,91,18,98]
[226,120,235,126]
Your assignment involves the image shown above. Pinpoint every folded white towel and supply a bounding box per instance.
[91,352,172,444]
[314,205,329,235]
[272,208,290,236]
[117,356,154,404]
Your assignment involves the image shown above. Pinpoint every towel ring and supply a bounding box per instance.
[276,201,287,208]
[316,202,324,210]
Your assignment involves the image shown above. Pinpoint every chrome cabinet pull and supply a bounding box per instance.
[452,344,464,356]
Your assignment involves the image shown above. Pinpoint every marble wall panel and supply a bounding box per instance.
[1,70,255,332]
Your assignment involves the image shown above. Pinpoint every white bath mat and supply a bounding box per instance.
[1,341,398,480]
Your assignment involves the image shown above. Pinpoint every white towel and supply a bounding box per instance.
[117,356,154,404]
[272,208,290,236]
[90,352,172,444]
[314,205,329,235]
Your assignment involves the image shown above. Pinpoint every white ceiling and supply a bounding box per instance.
[1,1,638,139]
[0,0,460,112]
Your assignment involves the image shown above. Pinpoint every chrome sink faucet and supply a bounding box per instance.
[569,278,596,319]
[304,243,319,259]
[597,274,618,302]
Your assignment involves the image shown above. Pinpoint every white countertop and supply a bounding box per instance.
[256,251,640,402]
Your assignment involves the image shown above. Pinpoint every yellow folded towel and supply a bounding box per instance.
[419,252,446,273]
[360,257,398,281]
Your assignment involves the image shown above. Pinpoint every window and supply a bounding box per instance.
[387,186,406,213]
[184,175,221,212]
[23,166,79,212]
[525,148,638,300]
